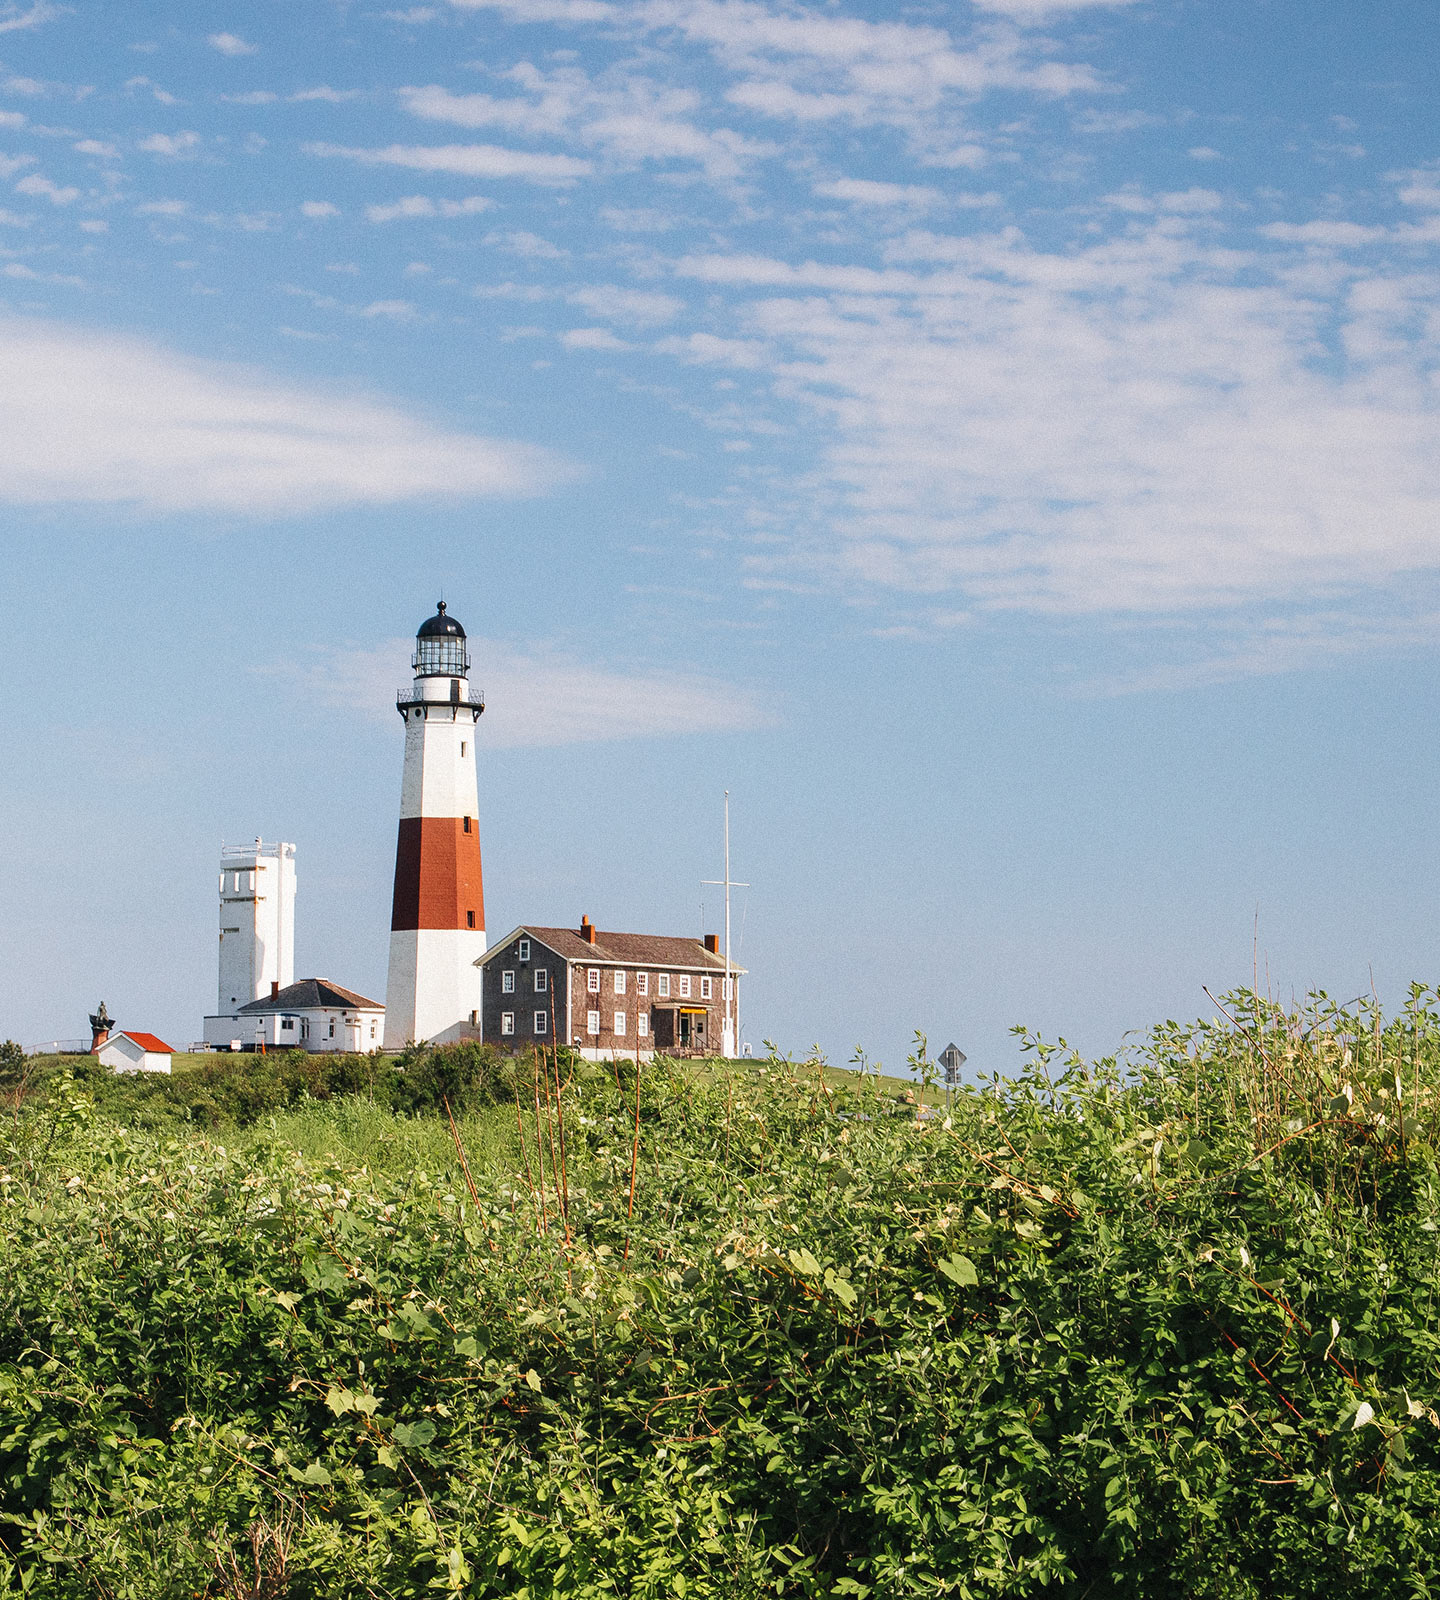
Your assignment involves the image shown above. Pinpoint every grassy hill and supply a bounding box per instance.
[5,995,1440,1597]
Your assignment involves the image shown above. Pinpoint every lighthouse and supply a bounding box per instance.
[383,601,487,1048]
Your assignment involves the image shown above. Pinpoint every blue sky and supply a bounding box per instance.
[4,0,1440,1072]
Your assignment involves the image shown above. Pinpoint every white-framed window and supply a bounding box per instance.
[281,1017,294,1031]
[502,970,515,993]
[614,970,626,995]
[637,1013,649,1037]
[536,968,548,993]
[588,968,600,993]
[723,977,733,1001]
[700,976,712,999]
[534,1010,548,1034]
[678,975,692,998]
[614,1010,627,1035]
[370,1022,377,1038]
[636,972,649,997]
[657,974,670,998]
[587,1009,600,1035]
[518,938,531,962]
[501,1012,515,1035]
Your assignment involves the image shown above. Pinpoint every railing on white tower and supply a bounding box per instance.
[396,683,485,709]
[221,841,294,862]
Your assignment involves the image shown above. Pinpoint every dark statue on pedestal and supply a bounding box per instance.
[89,1001,113,1053]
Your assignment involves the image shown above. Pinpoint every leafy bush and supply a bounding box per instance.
[15,1039,518,1133]
[7,993,1440,1596]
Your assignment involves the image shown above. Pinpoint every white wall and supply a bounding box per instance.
[397,703,481,822]
[216,842,296,1015]
[385,927,486,1048]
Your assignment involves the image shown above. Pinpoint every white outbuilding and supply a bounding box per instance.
[226,978,385,1054]
[97,1031,175,1074]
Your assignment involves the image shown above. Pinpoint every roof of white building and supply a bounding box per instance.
[236,978,384,1014]
[103,1031,174,1054]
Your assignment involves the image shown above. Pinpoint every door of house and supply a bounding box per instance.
[678,1009,706,1049]
[653,1008,675,1047]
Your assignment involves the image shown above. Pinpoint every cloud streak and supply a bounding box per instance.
[306,140,591,183]
[289,636,774,745]
[0,318,572,513]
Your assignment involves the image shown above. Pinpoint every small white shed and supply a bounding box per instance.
[96,1031,175,1074]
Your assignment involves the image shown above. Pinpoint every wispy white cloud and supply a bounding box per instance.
[138,130,202,157]
[971,0,1142,15]
[651,220,1440,616]
[3,261,83,285]
[569,283,682,323]
[0,318,571,513]
[813,178,942,208]
[13,172,78,204]
[359,298,419,320]
[560,325,630,349]
[400,75,774,181]
[300,199,340,218]
[306,139,590,183]
[0,3,63,35]
[365,193,493,221]
[289,635,773,746]
[290,86,360,103]
[207,31,256,56]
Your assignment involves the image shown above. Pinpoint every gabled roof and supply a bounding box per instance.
[113,1031,174,1054]
[236,978,384,1014]
[477,925,746,974]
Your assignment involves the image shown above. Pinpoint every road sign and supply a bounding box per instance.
[939,1043,967,1084]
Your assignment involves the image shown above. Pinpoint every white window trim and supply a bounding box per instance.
[678,975,692,998]
[700,976,712,999]
[636,973,649,996]
[587,1009,600,1036]
[518,938,531,962]
[614,1010,626,1035]
[614,970,626,994]
[637,1013,649,1037]
[535,968,548,993]
[657,974,671,998]
[533,1010,548,1035]
[501,1012,515,1036]
[587,967,601,993]
[502,970,515,994]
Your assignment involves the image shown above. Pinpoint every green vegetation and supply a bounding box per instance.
[7,995,1440,1596]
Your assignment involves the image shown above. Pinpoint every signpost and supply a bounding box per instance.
[939,1042,967,1112]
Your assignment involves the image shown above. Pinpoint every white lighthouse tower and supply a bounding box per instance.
[383,602,487,1048]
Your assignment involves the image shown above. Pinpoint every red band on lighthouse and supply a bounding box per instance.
[390,817,486,932]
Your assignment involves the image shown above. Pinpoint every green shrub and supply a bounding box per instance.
[8,994,1440,1596]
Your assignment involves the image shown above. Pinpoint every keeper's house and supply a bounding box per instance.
[212,978,385,1054]
[476,918,744,1059]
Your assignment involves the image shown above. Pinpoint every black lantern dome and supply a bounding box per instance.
[413,600,470,677]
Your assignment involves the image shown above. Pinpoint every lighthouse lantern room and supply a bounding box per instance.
[383,602,488,1048]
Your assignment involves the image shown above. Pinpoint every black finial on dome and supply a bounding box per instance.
[417,599,466,640]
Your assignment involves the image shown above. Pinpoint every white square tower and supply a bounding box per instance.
[217,840,296,1015]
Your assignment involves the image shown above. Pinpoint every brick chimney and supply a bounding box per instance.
[271,980,280,998]
[580,916,596,944]
[704,933,719,954]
